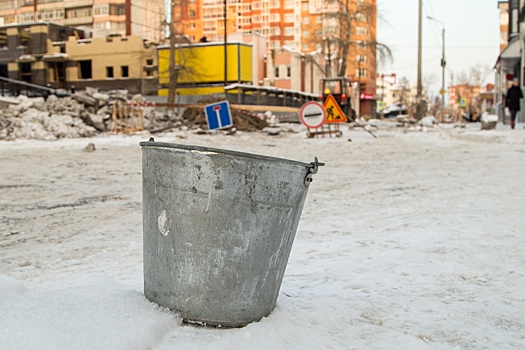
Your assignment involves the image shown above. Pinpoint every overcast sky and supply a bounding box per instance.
[377,0,501,98]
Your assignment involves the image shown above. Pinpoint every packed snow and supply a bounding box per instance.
[1,122,524,349]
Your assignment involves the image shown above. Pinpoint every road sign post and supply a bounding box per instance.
[300,101,342,138]
[300,101,326,129]
[323,94,348,123]
[205,101,233,130]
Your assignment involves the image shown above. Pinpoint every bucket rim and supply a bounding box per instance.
[139,141,312,168]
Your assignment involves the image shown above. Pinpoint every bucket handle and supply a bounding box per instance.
[304,157,325,185]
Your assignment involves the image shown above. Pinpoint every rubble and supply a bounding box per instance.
[480,113,498,130]
[181,98,269,131]
[0,90,269,141]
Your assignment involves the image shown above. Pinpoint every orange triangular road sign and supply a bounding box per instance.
[323,94,348,123]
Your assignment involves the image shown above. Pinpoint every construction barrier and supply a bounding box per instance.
[306,124,342,138]
[112,101,156,134]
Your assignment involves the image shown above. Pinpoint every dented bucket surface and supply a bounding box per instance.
[140,140,322,327]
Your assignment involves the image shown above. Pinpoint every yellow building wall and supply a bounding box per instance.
[158,42,253,86]
[158,86,227,96]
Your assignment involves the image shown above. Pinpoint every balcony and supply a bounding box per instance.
[61,16,93,25]
[64,0,93,8]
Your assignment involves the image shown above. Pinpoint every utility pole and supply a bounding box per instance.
[125,0,131,36]
[416,0,423,119]
[441,27,446,109]
[224,0,228,87]
[428,16,446,110]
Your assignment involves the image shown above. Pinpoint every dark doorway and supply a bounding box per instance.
[78,60,92,79]
[19,62,31,83]
[0,64,7,78]
[49,61,67,88]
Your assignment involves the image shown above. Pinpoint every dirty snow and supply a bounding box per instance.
[1,121,524,349]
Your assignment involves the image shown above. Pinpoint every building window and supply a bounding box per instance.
[121,66,129,78]
[284,0,294,8]
[114,4,125,15]
[0,0,15,10]
[78,60,92,79]
[303,17,309,24]
[302,30,310,37]
[287,66,291,77]
[94,4,109,16]
[357,54,366,63]
[18,12,34,23]
[357,41,367,48]
[3,15,16,24]
[189,9,196,17]
[355,13,366,22]
[284,27,294,36]
[356,68,366,78]
[275,66,279,78]
[106,66,114,78]
[356,26,367,35]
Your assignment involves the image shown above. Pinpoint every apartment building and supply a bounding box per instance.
[0,0,165,43]
[495,0,523,122]
[498,0,509,52]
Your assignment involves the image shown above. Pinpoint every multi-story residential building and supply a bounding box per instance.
[0,0,165,43]
[495,0,523,122]
[498,0,509,52]
[448,84,481,108]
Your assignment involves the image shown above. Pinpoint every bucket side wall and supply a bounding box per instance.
[142,146,310,327]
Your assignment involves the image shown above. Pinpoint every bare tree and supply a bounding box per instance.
[455,64,491,117]
[397,76,411,106]
[317,0,391,78]
[163,0,201,108]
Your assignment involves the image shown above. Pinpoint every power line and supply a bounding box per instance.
[388,43,496,50]
[422,0,441,48]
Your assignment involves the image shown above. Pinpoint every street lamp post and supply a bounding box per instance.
[416,0,423,119]
[428,16,446,110]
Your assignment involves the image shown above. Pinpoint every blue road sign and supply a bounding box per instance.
[204,101,233,130]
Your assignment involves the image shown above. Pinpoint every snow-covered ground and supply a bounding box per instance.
[1,122,524,349]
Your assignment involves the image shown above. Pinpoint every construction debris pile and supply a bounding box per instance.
[0,88,269,141]
[181,98,268,132]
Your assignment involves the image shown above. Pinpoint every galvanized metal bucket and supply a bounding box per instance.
[140,140,322,327]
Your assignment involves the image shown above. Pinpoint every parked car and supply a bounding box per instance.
[381,103,408,117]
